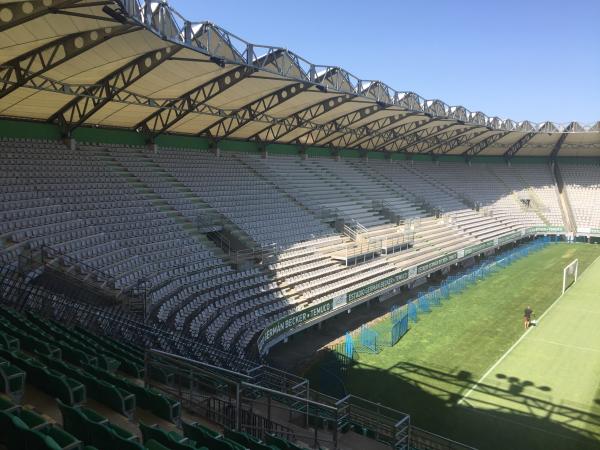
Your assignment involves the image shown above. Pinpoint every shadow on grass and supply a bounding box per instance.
[311,359,600,450]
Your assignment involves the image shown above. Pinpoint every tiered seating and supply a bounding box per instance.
[0,305,309,450]
[506,165,563,226]
[363,160,516,240]
[152,149,333,247]
[0,137,574,359]
[561,164,600,230]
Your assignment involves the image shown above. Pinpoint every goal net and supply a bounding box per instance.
[562,259,579,294]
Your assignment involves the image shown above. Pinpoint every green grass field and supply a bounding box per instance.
[315,243,600,450]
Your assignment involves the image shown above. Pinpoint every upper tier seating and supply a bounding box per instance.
[561,164,600,230]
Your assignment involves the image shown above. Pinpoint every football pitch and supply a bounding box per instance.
[328,243,600,450]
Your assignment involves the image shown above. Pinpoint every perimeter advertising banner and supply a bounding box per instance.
[416,252,458,275]
[463,240,495,257]
[527,226,565,234]
[346,270,409,303]
[257,299,334,350]
[257,270,409,352]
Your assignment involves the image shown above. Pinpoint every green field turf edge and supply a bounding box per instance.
[306,243,600,450]
[460,252,600,450]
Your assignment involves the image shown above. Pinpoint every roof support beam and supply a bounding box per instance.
[135,65,258,141]
[0,0,83,33]
[549,132,570,160]
[0,25,134,100]
[196,82,313,138]
[503,132,536,159]
[352,115,431,150]
[135,51,290,141]
[436,128,490,154]
[330,112,421,149]
[404,125,473,153]
[295,104,386,147]
[49,45,178,135]
[247,94,354,142]
[327,112,416,149]
[378,122,455,152]
[462,131,510,159]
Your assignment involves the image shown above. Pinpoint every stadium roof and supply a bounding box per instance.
[0,0,599,157]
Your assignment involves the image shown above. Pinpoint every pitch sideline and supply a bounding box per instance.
[457,252,600,406]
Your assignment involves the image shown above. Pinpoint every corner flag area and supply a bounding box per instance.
[461,254,600,450]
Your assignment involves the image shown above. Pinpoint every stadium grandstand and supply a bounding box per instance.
[0,1,599,450]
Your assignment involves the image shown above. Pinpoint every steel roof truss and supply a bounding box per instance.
[300,104,385,146]
[344,113,424,149]
[50,45,177,134]
[136,64,257,140]
[462,131,510,157]
[378,121,453,152]
[404,125,473,154]
[248,94,354,142]
[197,81,312,138]
[503,132,536,158]
[0,25,134,100]
[0,0,84,33]
[437,128,490,154]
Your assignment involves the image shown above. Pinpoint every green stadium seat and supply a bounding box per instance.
[0,410,29,450]
[181,421,242,450]
[46,368,87,406]
[0,330,20,351]
[82,362,180,423]
[5,327,61,359]
[144,439,171,450]
[24,429,63,450]
[18,407,51,431]
[224,429,277,450]
[139,422,204,450]
[25,425,84,450]
[58,341,97,367]
[0,392,20,413]
[94,379,136,418]
[148,366,175,385]
[57,399,144,450]
[265,433,308,450]
[3,347,85,406]
[137,385,181,423]
[0,356,26,401]
[181,420,221,439]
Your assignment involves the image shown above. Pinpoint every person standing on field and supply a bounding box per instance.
[523,306,533,329]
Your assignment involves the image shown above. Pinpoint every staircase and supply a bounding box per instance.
[551,162,577,233]
[95,149,272,267]
[485,166,551,225]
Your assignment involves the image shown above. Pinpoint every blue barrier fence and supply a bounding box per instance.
[332,237,552,358]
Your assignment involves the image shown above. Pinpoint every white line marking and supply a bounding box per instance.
[457,253,600,405]
[527,338,600,354]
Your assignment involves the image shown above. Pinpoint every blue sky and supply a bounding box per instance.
[170,0,599,124]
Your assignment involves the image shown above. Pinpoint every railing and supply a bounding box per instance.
[458,193,477,210]
[230,242,279,265]
[195,211,224,233]
[0,270,258,372]
[39,245,147,314]
[335,395,410,448]
[146,350,336,448]
[41,245,115,287]
[410,427,478,450]
[317,206,339,222]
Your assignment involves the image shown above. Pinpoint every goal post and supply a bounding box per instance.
[562,259,579,294]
